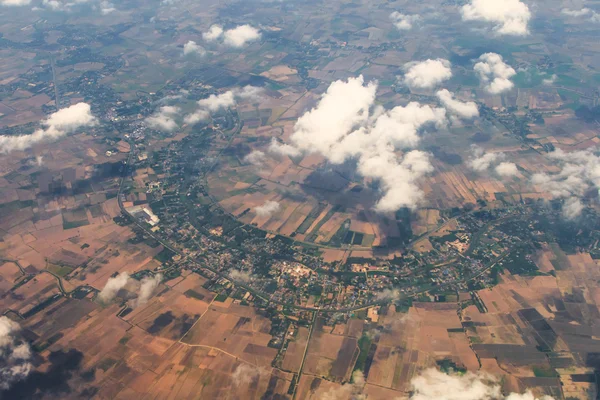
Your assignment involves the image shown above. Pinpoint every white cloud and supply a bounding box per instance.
[0,0,30,5]
[371,150,436,212]
[474,53,516,94]
[229,269,252,283]
[185,86,262,124]
[542,74,557,85]
[98,272,131,303]
[531,148,600,218]
[203,24,224,42]
[0,103,97,153]
[468,146,516,178]
[468,145,500,172]
[135,273,162,307]
[237,86,264,99]
[158,89,189,104]
[375,288,400,301]
[42,0,63,10]
[269,139,302,157]
[410,368,554,400]
[0,317,32,390]
[255,200,280,217]
[99,0,115,14]
[198,92,236,112]
[390,12,421,30]
[562,197,584,220]
[98,272,163,307]
[562,8,600,22]
[183,40,206,57]
[184,109,210,125]
[411,369,500,400]
[461,0,531,36]
[285,76,376,157]
[404,59,453,90]
[203,24,261,48]
[145,106,180,132]
[224,25,262,48]
[561,8,592,17]
[44,102,96,131]
[322,370,366,400]
[268,76,446,212]
[531,149,600,197]
[41,0,93,12]
[231,364,269,387]
[436,89,479,119]
[495,161,518,177]
[244,150,267,166]
[232,364,259,386]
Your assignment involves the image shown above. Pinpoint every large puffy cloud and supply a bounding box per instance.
[135,273,163,307]
[0,317,32,390]
[531,148,600,219]
[410,368,554,400]
[41,102,96,131]
[461,0,531,36]
[390,12,421,30]
[185,86,262,125]
[474,53,516,94]
[224,25,262,48]
[255,200,280,217]
[269,76,447,212]
[0,0,31,6]
[0,103,97,153]
[277,76,376,157]
[436,89,479,119]
[183,40,206,57]
[202,24,261,48]
[145,105,181,132]
[404,59,453,90]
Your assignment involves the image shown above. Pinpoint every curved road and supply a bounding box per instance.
[117,144,506,314]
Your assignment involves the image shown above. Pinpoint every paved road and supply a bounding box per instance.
[292,310,318,400]
[50,55,60,108]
